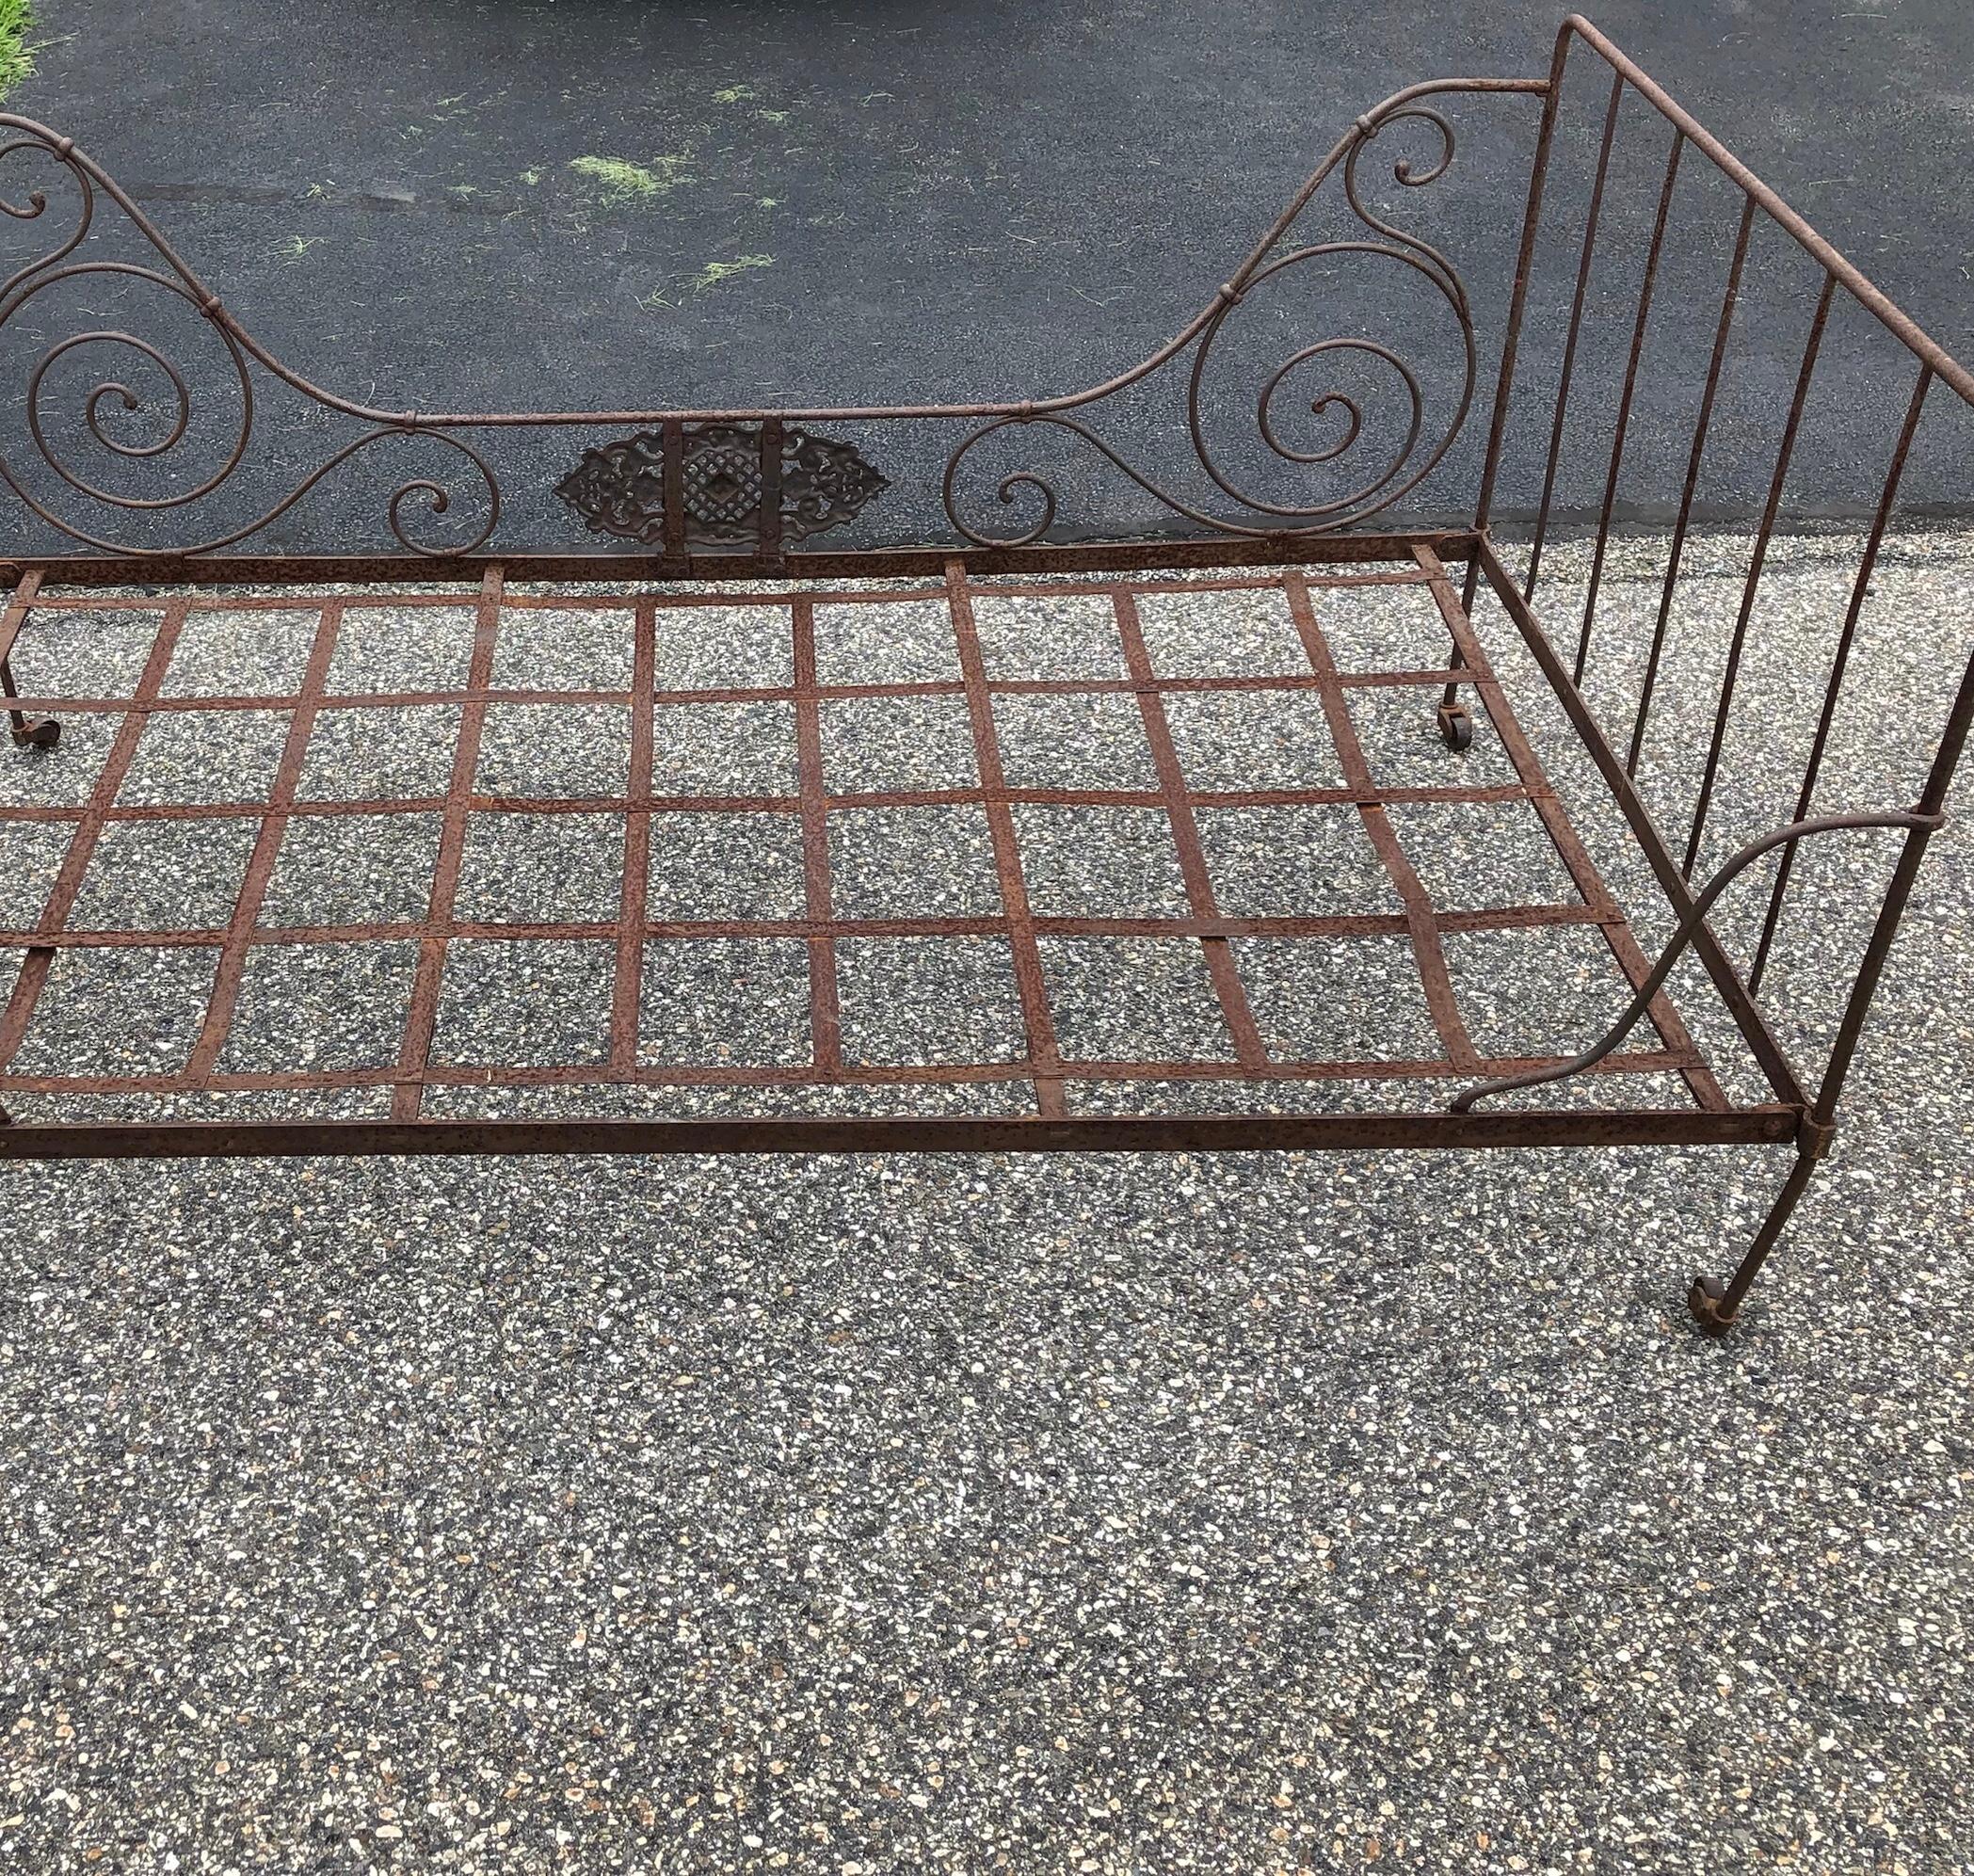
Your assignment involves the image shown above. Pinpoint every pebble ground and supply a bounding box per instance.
[1,531,1969,1873]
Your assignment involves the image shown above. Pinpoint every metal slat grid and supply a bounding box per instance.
[0,556,1726,1122]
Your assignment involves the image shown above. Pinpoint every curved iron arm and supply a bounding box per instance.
[1448,809,1947,1114]
[0,83,1544,430]
[941,93,1498,546]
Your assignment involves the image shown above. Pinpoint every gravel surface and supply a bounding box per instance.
[1,532,1970,1872]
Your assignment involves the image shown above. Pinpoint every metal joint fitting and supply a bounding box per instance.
[1797,1114,1838,1162]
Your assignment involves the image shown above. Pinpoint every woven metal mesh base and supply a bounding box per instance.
[0,543,1771,1153]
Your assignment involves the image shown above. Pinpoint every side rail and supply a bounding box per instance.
[0,77,1544,575]
[1461,14,1974,1138]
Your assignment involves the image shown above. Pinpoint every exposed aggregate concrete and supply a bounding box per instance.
[0,532,1968,1872]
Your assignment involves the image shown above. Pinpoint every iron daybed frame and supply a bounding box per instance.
[0,15,1966,1338]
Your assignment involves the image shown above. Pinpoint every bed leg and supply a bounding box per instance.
[1435,660,1472,750]
[1687,1148,1820,1337]
[3,658,58,750]
[1435,695,1473,750]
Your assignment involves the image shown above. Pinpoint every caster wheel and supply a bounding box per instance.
[1436,701,1472,752]
[1687,1273,1738,1338]
[10,716,59,751]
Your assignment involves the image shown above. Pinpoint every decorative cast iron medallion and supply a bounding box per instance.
[555,424,887,548]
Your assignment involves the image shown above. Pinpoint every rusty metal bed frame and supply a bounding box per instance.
[0,15,1967,1336]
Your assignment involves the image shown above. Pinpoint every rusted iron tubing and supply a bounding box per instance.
[0,569,40,742]
[944,557,1067,1117]
[1711,1150,1822,1322]
[1473,538,1810,1112]
[0,1048,1705,1098]
[609,596,659,1075]
[1524,70,1625,603]
[391,564,504,1121]
[1560,14,1974,411]
[1680,272,1837,880]
[1627,195,1757,778]
[0,904,1615,953]
[1749,363,1934,994]
[1463,21,1570,615]
[0,675,1492,714]
[790,591,844,1080]
[0,534,1479,591]
[1810,647,1974,1127]
[1575,127,1685,688]
[1451,810,1945,1113]
[0,1109,1804,1162]
[0,652,33,739]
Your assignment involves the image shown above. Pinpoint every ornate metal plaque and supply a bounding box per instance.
[555,424,887,548]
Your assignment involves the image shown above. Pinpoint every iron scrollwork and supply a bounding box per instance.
[0,121,499,558]
[939,88,1501,546]
[0,74,1538,559]
[554,424,888,548]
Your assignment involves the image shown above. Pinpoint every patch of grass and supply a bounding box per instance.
[692,254,773,295]
[0,0,39,103]
[567,153,689,205]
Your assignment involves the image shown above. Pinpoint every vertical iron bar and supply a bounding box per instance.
[1747,363,1932,993]
[1525,70,1626,603]
[660,417,686,572]
[0,571,40,668]
[1627,195,1757,778]
[1679,271,1837,879]
[758,416,784,568]
[1573,128,1685,687]
[1462,30,1570,615]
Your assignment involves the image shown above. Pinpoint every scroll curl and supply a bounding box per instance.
[0,116,501,558]
[942,90,1484,547]
[0,78,1538,560]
